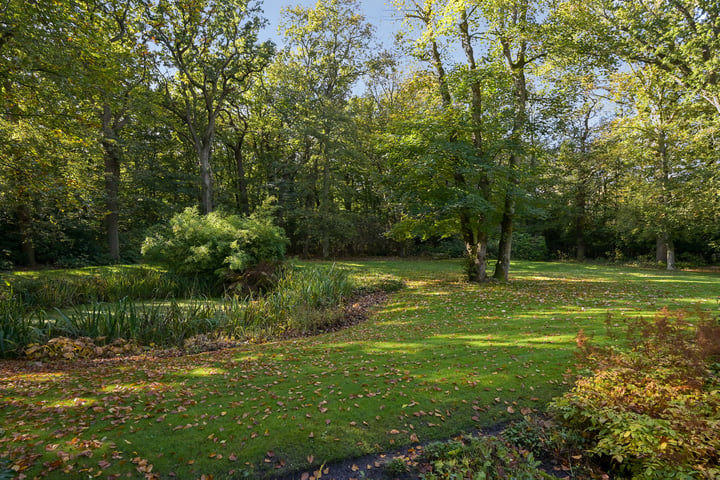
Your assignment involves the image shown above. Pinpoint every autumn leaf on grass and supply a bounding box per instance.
[409,433,419,443]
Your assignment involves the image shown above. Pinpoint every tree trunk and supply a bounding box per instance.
[321,159,331,259]
[494,190,514,282]
[231,140,250,215]
[103,150,121,262]
[575,189,587,261]
[664,233,676,270]
[17,203,36,267]
[101,105,123,262]
[198,142,214,215]
[656,237,667,263]
[464,235,488,282]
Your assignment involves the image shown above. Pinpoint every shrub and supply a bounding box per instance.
[550,309,720,479]
[512,233,549,261]
[141,199,287,278]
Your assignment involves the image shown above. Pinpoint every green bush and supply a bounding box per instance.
[141,200,287,278]
[512,233,549,261]
[550,309,720,479]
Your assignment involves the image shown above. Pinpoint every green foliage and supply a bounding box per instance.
[48,299,219,348]
[511,233,549,261]
[503,416,584,459]
[6,266,216,310]
[0,281,48,358]
[1,263,363,357]
[550,309,720,478]
[384,457,409,477]
[419,436,555,480]
[141,203,287,278]
[226,264,355,337]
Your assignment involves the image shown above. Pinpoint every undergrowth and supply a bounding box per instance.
[419,436,555,479]
[3,265,398,359]
[549,308,720,479]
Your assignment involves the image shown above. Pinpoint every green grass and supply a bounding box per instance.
[0,260,717,479]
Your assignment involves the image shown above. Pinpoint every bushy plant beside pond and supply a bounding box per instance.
[141,200,287,279]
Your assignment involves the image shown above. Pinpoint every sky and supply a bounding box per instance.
[259,0,402,49]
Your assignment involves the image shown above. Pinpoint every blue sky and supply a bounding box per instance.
[259,0,401,49]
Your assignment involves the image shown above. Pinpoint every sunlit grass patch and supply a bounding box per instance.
[0,260,718,479]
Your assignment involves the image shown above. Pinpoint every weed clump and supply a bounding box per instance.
[418,436,554,479]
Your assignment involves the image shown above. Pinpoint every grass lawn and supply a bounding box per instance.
[1,260,718,479]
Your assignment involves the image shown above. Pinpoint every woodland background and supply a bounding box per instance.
[2,0,719,279]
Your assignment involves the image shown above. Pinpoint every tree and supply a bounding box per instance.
[579,0,720,114]
[277,0,375,258]
[144,0,274,214]
[393,1,497,281]
[606,66,710,269]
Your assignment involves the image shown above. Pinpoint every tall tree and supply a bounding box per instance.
[579,0,720,114]
[395,0,507,281]
[607,66,709,269]
[278,0,375,258]
[144,0,274,214]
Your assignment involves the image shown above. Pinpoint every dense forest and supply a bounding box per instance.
[1,0,718,279]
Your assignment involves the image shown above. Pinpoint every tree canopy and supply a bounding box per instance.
[1,0,718,276]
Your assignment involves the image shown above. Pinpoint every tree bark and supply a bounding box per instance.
[664,233,676,270]
[494,185,515,282]
[228,137,250,215]
[101,104,125,262]
[197,141,214,215]
[656,236,667,263]
[575,189,587,261]
[463,232,488,282]
[17,203,36,267]
[321,156,331,259]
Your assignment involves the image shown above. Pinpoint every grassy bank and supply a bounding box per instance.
[1,260,717,479]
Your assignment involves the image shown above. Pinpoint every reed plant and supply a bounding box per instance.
[49,298,222,348]
[0,282,48,357]
[2,263,366,357]
[224,264,355,337]
[5,266,219,310]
